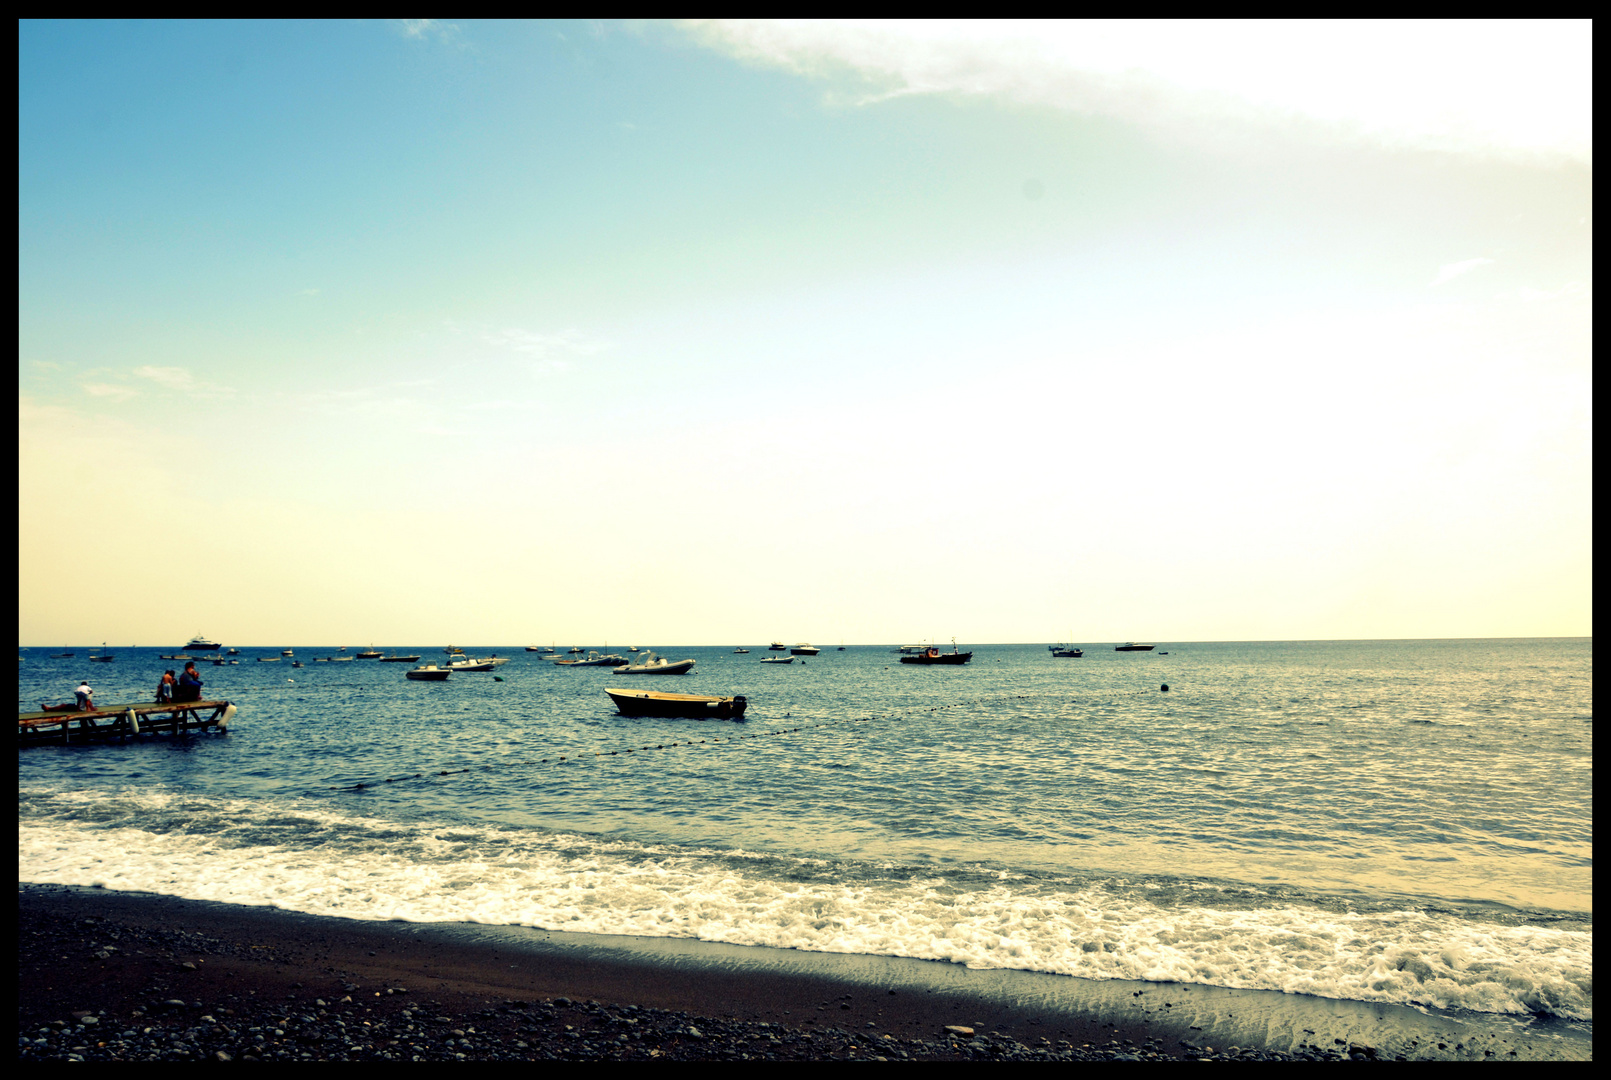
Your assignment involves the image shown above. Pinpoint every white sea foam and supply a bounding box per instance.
[18,788,1593,1021]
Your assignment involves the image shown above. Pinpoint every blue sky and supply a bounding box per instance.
[19,20,1592,646]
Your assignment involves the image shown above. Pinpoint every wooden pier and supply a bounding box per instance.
[18,700,236,746]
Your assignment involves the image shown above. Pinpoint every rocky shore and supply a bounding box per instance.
[19,886,1388,1062]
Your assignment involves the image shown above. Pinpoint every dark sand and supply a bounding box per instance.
[19,884,1581,1061]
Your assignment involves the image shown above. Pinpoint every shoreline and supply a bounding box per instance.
[18,884,1585,1061]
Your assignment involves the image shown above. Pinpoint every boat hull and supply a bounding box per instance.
[605,689,747,720]
[900,652,973,665]
[1115,644,1156,652]
[406,667,451,681]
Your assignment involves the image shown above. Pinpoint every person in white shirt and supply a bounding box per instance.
[74,681,94,711]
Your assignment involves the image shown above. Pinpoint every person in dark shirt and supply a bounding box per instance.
[176,662,203,702]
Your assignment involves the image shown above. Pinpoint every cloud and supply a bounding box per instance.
[394,19,462,44]
[480,326,613,374]
[82,383,138,401]
[129,365,236,398]
[1430,257,1496,287]
[682,19,1592,163]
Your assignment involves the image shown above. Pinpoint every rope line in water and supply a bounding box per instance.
[324,689,1158,793]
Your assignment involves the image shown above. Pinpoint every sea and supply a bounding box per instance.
[18,639,1592,1056]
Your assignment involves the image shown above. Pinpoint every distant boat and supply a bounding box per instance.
[612,653,696,675]
[605,688,747,720]
[1052,647,1083,658]
[768,641,788,650]
[733,647,750,654]
[1115,643,1156,652]
[760,655,794,665]
[50,651,74,659]
[281,649,294,656]
[789,643,820,655]
[291,661,304,668]
[900,640,972,665]
[555,652,628,668]
[445,654,508,672]
[378,652,422,663]
[258,657,279,663]
[185,633,221,651]
[226,648,240,656]
[355,647,382,659]
[90,643,114,663]
[405,664,451,681]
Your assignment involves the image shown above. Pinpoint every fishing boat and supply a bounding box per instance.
[378,652,422,663]
[1115,642,1156,652]
[405,664,451,681]
[605,688,747,720]
[89,644,114,663]
[355,647,382,659]
[1052,647,1083,658]
[759,655,794,664]
[612,653,696,675]
[900,639,972,665]
[185,634,221,651]
[789,643,820,655]
[733,647,750,654]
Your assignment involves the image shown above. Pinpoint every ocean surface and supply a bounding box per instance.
[18,639,1592,1045]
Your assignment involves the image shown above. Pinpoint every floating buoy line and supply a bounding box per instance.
[323,688,1162,794]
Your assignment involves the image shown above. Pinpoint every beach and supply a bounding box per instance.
[20,884,1569,1062]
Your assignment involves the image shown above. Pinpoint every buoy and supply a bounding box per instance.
[219,704,237,730]
[125,708,139,735]
[1161,684,1170,692]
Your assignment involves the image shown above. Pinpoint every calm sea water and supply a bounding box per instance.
[18,639,1592,1030]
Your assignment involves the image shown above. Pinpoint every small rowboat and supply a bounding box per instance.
[605,688,747,720]
[759,655,794,664]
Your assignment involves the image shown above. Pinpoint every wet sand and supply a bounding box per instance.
[18,884,1583,1061]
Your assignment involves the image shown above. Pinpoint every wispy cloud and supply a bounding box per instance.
[1430,257,1496,287]
[480,326,612,373]
[82,382,138,401]
[393,19,463,46]
[131,365,235,397]
[682,19,1592,164]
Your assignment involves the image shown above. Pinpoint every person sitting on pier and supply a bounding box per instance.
[74,680,94,711]
[156,669,176,704]
[175,662,204,703]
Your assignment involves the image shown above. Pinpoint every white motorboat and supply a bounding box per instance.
[789,643,820,655]
[760,655,794,664]
[612,652,696,675]
[406,664,451,681]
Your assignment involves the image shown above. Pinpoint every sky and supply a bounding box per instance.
[18,19,1592,647]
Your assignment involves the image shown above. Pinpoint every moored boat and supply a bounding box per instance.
[355,647,382,659]
[900,640,973,665]
[1115,642,1156,652]
[759,655,794,664]
[405,664,451,681]
[556,652,629,668]
[612,653,696,675]
[789,643,820,655]
[1052,647,1083,657]
[185,633,221,651]
[378,652,422,662]
[605,688,747,720]
[768,641,788,650]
